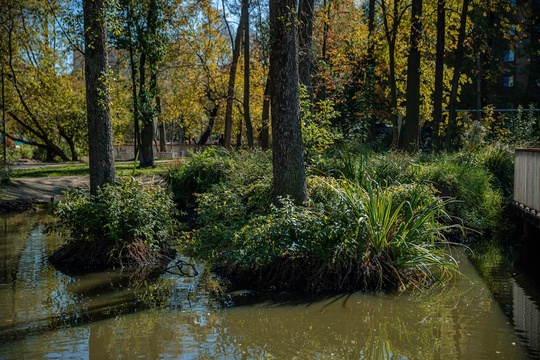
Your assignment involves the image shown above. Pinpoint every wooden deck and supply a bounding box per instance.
[514,148,540,228]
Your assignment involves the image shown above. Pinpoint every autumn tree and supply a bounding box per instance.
[2,0,87,161]
[269,0,307,205]
[83,0,116,194]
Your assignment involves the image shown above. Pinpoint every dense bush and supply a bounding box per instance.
[164,147,232,205]
[170,145,511,292]
[49,177,177,272]
[176,149,460,292]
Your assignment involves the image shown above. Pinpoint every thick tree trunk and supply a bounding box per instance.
[83,0,116,196]
[431,0,445,149]
[400,0,422,152]
[269,0,307,205]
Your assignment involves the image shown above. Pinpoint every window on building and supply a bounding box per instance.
[503,75,514,87]
[504,50,515,62]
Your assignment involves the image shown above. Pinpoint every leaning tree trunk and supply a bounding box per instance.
[269,0,307,206]
[83,0,116,195]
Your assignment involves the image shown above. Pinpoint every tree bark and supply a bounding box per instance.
[242,0,254,147]
[223,9,245,149]
[446,0,470,150]
[298,0,315,104]
[366,0,376,141]
[83,0,116,195]
[269,0,307,205]
[261,74,271,150]
[400,0,422,152]
[431,0,445,149]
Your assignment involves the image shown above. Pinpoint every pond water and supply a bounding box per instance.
[0,211,538,359]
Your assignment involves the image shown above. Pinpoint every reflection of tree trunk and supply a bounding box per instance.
[242,0,254,147]
[446,0,470,150]
[261,74,271,150]
[400,0,422,152]
[223,10,245,149]
[432,0,445,149]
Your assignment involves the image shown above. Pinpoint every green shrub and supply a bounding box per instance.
[164,147,232,205]
[49,176,177,270]
[187,169,458,292]
[410,154,504,233]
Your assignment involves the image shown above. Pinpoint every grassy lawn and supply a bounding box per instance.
[11,160,176,178]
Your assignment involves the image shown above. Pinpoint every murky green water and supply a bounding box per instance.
[0,211,537,359]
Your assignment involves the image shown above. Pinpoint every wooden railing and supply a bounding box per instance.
[514,148,540,215]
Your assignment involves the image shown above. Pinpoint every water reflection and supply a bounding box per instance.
[0,212,535,359]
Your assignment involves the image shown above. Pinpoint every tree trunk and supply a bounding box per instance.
[157,96,166,151]
[138,52,155,168]
[298,0,315,104]
[366,0,376,142]
[446,0,470,150]
[223,10,245,149]
[400,0,422,152]
[431,0,445,150]
[242,0,254,147]
[269,0,307,205]
[261,74,271,150]
[83,0,116,195]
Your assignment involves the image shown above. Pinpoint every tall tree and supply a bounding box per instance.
[400,0,422,151]
[269,0,307,205]
[223,6,245,149]
[298,0,315,103]
[445,0,470,150]
[242,0,254,147]
[83,0,116,195]
[431,0,445,149]
[380,0,409,146]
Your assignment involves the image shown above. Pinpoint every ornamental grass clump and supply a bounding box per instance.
[48,177,178,273]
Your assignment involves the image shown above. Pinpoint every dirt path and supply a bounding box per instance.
[0,176,90,202]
